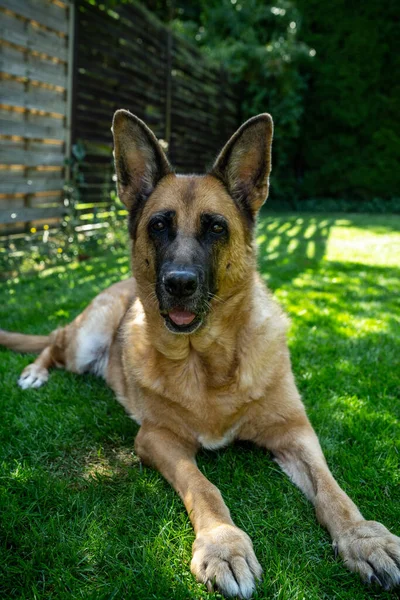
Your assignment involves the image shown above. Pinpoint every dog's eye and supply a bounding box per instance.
[210,223,225,235]
[151,220,166,233]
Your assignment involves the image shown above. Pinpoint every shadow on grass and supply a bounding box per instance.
[257,213,335,287]
[0,251,131,331]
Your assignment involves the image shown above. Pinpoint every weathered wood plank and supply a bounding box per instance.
[0,78,66,114]
[0,197,25,209]
[0,177,64,194]
[0,117,66,141]
[77,28,167,77]
[77,57,164,103]
[77,46,166,91]
[0,44,67,88]
[77,83,164,122]
[0,106,64,128]
[81,2,166,54]
[0,205,65,224]
[0,139,65,166]
[0,11,68,61]
[30,194,63,207]
[0,223,29,236]
[0,0,69,35]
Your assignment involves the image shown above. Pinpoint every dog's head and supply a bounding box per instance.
[112,111,273,334]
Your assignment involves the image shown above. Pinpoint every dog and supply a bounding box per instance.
[1,111,399,598]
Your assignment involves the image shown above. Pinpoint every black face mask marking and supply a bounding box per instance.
[147,210,229,334]
[197,213,229,300]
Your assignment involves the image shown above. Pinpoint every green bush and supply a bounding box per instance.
[295,0,400,202]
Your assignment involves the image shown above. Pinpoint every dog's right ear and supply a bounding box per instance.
[211,114,273,221]
[112,110,172,210]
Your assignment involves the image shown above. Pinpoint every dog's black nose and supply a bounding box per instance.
[164,268,199,297]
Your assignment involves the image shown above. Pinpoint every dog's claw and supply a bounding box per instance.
[369,573,383,587]
[332,541,339,559]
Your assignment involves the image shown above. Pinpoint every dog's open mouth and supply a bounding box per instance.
[163,308,201,333]
[168,309,196,326]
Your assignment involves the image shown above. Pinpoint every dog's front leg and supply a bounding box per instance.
[254,413,400,590]
[135,423,262,598]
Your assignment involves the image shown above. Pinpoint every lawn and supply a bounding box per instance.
[0,212,399,600]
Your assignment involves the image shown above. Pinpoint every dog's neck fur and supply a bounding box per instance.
[124,267,277,396]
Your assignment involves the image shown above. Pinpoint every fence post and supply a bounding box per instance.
[65,0,77,183]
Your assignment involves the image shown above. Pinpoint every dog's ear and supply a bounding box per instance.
[211,114,273,219]
[112,110,172,209]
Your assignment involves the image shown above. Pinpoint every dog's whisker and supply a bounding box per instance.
[211,294,226,305]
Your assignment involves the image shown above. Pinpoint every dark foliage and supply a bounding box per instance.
[287,0,400,204]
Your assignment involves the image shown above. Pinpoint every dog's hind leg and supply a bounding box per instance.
[2,278,136,390]
[18,328,66,389]
[18,346,54,389]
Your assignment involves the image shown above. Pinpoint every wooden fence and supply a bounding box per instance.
[0,0,74,239]
[0,0,240,241]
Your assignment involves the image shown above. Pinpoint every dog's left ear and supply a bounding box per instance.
[211,114,273,219]
[112,109,172,210]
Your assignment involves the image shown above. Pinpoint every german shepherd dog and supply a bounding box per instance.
[1,112,399,598]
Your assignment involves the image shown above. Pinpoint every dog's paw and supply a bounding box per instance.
[18,364,49,389]
[334,520,400,590]
[191,524,262,599]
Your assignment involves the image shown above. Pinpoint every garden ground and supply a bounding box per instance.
[0,212,399,599]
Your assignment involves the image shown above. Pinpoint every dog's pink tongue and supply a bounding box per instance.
[169,309,196,326]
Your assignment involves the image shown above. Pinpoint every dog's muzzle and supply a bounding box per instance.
[158,264,208,334]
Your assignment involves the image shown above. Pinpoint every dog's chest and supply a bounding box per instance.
[146,351,255,441]
[157,348,244,403]
[123,313,278,444]
[197,423,242,449]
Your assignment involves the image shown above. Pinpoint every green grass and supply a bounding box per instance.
[1,212,399,600]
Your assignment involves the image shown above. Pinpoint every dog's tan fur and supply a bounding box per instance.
[1,112,399,598]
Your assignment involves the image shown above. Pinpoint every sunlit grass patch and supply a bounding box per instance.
[0,212,399,599]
